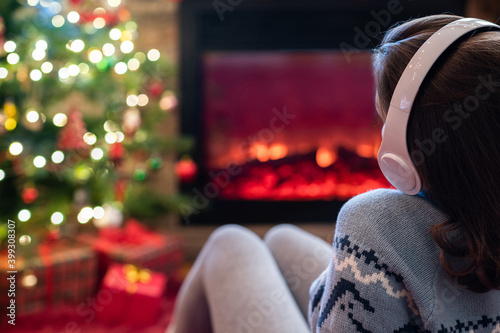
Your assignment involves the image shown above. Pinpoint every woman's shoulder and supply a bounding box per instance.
[334,188,449,252]
[339,188,438,215]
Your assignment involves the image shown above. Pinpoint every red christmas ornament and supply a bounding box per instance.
[45,229,61,243]
[22,187,39,204]
[115,178,128,202]
[77,12,120,26]
[148,81,164,98]
[175,157,198,183]
[57,109,89,152]
[0,16,5,50]
[109,142,125,163]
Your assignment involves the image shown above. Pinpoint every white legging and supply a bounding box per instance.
[169,224,332,333]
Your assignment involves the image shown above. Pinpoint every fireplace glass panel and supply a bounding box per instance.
[202,50,392,201]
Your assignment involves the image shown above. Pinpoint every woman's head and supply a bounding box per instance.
[373,14,500,293]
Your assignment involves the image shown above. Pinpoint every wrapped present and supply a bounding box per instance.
[0,241,97,316]
[77,219,184,281]
[97,263,167,327]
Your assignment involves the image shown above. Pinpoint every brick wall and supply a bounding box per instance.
[127,0,179,64]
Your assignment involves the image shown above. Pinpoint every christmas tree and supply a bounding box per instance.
[0,0,192,248]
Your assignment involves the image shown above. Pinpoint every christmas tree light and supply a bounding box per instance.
[51,151,64,163]
[9,142,23,155]
[51,212,64,225]
[26,110,39,123]
[18,209,31,222]
[147,49,160,61]
[33,156,46,168]
[4,41,16,52]
[7,53,19,64]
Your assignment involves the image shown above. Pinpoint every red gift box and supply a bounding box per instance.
[97,263,167,327]
[77,219,184,282]
[0,242,97,316]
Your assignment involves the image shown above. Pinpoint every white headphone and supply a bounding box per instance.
[377,18,500,195]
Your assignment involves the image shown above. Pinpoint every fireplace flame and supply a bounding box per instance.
[269,144,288,160]
[252,144,269,162]
[251,143,288,162]
[356,144,375,159]
[316,147,337,168]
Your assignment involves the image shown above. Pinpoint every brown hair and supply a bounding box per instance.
[373,15,500,293]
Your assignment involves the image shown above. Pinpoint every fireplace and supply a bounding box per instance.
[203,50,387,201]
[179,0,464,224]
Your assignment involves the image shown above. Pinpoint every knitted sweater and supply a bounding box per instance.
[308,189,500,333]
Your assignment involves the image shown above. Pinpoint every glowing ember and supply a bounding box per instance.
[316,147,337,168]
[217,148,393,201]
[356,144,376,158]
[253,144,269,162]
[269,144,287,160]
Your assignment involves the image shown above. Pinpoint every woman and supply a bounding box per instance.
[168,14,500,332]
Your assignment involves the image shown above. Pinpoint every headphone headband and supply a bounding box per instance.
[377,18,500,195]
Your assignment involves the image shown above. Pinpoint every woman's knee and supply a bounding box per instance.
[202,225,271,276]
[264,224,302,248]
[264,224,331,266]
[206,224,261,253]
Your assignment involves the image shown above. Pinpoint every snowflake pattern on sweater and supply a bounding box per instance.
[308,189,500,333]
[309,233,425,332]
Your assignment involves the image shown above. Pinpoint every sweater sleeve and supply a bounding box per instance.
[308,190,430,333]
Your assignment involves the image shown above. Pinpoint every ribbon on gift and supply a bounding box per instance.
[123,264,151,294]
[98,219,164,246]
[38,243,56,309]
[80,219,167,283]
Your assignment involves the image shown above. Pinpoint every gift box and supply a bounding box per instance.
[0,242,97,316]
[97,263,167,327]
[77,219,184,282]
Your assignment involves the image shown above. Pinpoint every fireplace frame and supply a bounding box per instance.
[178,0,465,224]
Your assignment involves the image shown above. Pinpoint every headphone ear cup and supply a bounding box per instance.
[379,152,421,195]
